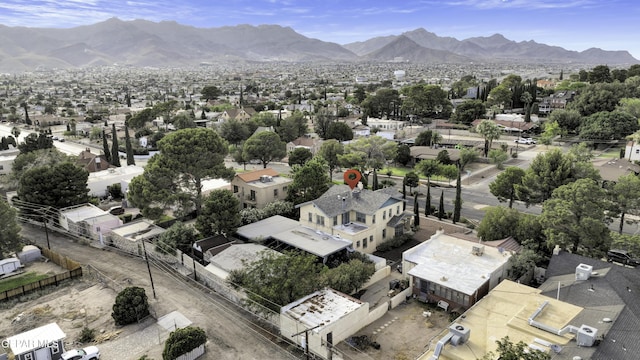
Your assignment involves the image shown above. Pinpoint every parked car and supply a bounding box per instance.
[514,137,536,145]
[108,206,125,215]
[61,346,100,360]
[607,249,640,267]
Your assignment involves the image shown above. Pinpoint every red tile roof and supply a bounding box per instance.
[236,168,279,183]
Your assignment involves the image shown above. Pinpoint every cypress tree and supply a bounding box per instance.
[125,125,135,166]
[372,169,379,191]
[453,168,462,223]
[438,190,445,220]
[425,181,431,217]
[413,192,420,228]
[111,124,121,167]
[402,183,406,199]
[102,130,111,163]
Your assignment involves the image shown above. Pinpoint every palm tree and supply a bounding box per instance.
[11,126,20,139]
[476,120,502,157]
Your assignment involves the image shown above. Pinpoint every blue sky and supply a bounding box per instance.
[1,0,639,60]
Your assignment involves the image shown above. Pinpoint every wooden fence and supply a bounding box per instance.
[0,248,83,301]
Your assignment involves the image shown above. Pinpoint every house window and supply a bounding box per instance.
[25,354,33,360]
[395,226,404,236]
[372,215,376,224]
[333,216,338,226]
[283,186,288,192]
[383,212,386,220]
[316,215,325,226]
[363,237,367,248]
[308,213,313,222]
[233,185,239,193]
[0,165,3,170]
[370,235,373,243]
[636,149,639,154]
[356,212,366,223]
[249,190,256,201]
[356,240,360,248]
[397,206,400,214]
[388,209,392,217]
[274,189,278,197]
[382,229,386,239]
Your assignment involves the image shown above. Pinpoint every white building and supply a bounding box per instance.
[87,165,144,198]
[281,288,369,360]
[366,117,406,131]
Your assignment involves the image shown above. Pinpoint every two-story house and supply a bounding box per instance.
[231,168,292,209]
[297,185,412,254]
[218,107,256,123]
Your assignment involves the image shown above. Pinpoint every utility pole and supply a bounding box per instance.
[140,240,157,299]
[291,324,322,360]
[43,217,50,250]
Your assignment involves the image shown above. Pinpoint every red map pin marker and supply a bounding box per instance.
[344,169,362,190]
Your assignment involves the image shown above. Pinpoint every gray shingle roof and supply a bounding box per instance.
[307,185,403,217]
[541,251,640,360]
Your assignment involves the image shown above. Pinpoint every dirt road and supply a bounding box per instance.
[17,223,298,360]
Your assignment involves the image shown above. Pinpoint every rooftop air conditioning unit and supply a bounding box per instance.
[576,324,598,347]
[575,263,593,281]
[448,323,470,346]
[472,245,484,256]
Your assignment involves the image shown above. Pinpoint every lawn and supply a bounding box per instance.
[0,272,50,292]
[381,167,452,182]
[597,147,624,159]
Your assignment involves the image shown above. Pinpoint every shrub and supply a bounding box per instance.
[376,234,413,252]
[111,286,150,326]
[77,327,96,343]
[162,326,207,360]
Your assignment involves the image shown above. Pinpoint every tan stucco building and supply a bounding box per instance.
[231,168,292,209]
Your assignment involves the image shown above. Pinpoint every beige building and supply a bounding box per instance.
[231,168,292,209]
[419,279,603,360]
[297,185,412,254]
[281,288,369,360]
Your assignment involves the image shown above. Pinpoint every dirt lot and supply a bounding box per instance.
[12,224,296,360]
[336,300,450,360]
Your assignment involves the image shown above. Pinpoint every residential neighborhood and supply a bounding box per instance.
[0,58,640,360]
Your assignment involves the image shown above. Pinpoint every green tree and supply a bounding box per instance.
[18,133,53,154]
[124,125,135,166]
[126,108,156,130]
[6,148,71,189]
[610,232,640,256]
[476,120,501,157]
[611,173,640,233]
[415,130,439,146]
[415,159,440,182]
[173,113,196,129]
[286,158,331,205]
[490,167,526,208]
[111,124,121,167]
[507,248,542,281]
[313,107,334,139]
[450,100,485,125]
[11,126,20,139]
[243,131,286,169]
[617,98,640,119]
[477,206,521,241]
[567,82,627,116]
[458,147,479,171]
[276,112,308,143]
[588,65,612,83]
[195,189,241,237]
[201,85,221,101]
[317,139,344,181]
[287,147,313,167]
[339,137,397,188]
[521,92,533,122]
[403,172,420,195]
[395,144,412,166]
[0,199,21,257]
[400,84,452,119]
[425,183,432,217]
[453,167,462,223]
[111,286,150,326]
[18,163,89,208]
[438,190,445,220]
[413,192,420,228]
[540,179,610,255]
[102,130,111,163]
[325,121,354,141]
[482,336,550,360]
[162,326,207,360]
[579,110,639,140]
[549,109,581,135]
[219,119,249,147]
[128,128,233,218]
[488,149,508,169]
[156,222,199,255]
[229,251,327,312]
[516,149,574,205]
[322,257,374,294]
[487,85,512,109]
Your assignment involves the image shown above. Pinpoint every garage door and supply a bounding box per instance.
[34,347,51,360]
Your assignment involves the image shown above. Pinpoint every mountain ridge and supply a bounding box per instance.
[0,19,636,72]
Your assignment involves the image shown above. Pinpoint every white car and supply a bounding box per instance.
[61,346,100,360]
[514,137,536,145]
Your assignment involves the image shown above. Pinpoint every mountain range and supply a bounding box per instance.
[0,18,637,72]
